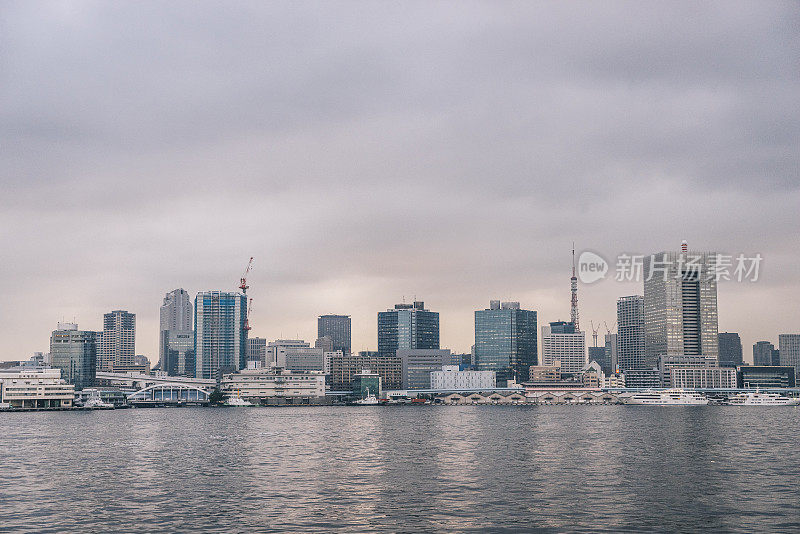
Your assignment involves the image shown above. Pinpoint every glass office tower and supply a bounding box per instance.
[617,295,645,371]
[194,291,248,379]
[643,246,719,367]
[474,300,538,384]
[50,322,98,391]
[378,301,439,357]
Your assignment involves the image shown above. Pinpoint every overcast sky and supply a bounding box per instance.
[1,1,798,364]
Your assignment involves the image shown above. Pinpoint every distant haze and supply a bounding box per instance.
[1,1,798,363]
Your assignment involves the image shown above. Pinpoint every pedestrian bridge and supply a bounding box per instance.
[127,384,210,406]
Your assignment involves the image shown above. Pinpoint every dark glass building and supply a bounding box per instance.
[737,366,795,389]
[49,323,98,391]
[317,314,351,355]
[377,301,439,357]
[588,346,611,375]
[718,332,743,367]
[474,300,537,384]
[753,341,780,366]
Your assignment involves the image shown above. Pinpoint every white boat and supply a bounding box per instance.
[625,389,709,405]
[355,394,379,405]
[83,392,114,409]
[725,392,800,406]
[225,396,254,407]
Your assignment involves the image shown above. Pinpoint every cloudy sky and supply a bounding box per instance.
[2,1,798,363]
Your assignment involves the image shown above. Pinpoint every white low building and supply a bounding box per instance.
[430,366,496,390]
[0,367,75,409]
[670,367,736,389]
[221,368,326,401]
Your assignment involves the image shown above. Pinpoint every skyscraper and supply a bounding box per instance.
[160,289,193,369]
[718,332,743,366]
[778,334,800,375]
[317,315,351,355]
[247,337,267,365]
[161,330,195,377]
[605,332,618,373]
[49,322,98,390]
[474,300,538,383]
[643,243,719,368]
[541,321,586,374]
[617,295,645,371]
[194,291,248,379]
[378,301,439,357]
[99,310,136,371]
[753,341,777,366]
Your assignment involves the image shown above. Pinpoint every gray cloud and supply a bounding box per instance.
[1,0,798,362]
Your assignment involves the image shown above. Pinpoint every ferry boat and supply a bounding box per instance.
[725,392,800,406]
[83,391,114,410]
[625,389,709,405]
[225,395,254,407]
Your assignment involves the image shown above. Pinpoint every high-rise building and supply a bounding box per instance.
[99,310,136,371]
[474,300,538,383]
[194,291,248,379]
[161,330,195,377]
[617,296,645,371]
[778,334,800,375]
[605,333,618,373]
[317,315,351,355]
[267,339,311,368]
[718,332,743,367]
[49,322,98,390]
[159,289,193,369]
[753,341,778,366]
[541,321,586,374]
[643,243,719,367]
[378,301,439,357]
[588,346,609,375]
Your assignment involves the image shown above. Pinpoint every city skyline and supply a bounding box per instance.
[2,3,798,362]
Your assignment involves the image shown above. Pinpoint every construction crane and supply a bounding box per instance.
[604,321,617,334]
[239,257,253,294]
[590,320,600,347]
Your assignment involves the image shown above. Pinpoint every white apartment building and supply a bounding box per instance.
[541,323,586,374]
[430,366,496,390]
[0,367,75,409]
[670,367,736,389]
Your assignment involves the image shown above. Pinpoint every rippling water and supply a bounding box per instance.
[1,406,799,533]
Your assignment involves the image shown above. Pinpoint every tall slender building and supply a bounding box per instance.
[317,315,351,355]
[718,332,743,366]
[50,322,98,390]
[159,289,193,372]
[474,300,538,384]
[378,301,439,357]
[194,291,248,379]
[753,341,777,366]
[643,242,719,368]
[778,334,800,375]
[99,310,136,371]
[617,296,645,371]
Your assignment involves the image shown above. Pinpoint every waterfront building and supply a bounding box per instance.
[247,337,267,365]
[737,366,796,389]
[430,365,496,390]
[352,370,381,398]
[220,368,326,402]
[753,341,776,366]
[658,355,716,388]
[99,310,136,371]
[0,367,75,409]
[778,334,800,375]
[398,349,459,390]
[161,330,195,377]
[328,352,402,391]
[528,365,561,383]
[474,300,538,384]
[267,339,311,368]
[318,315,351,355]
[643,243,719,367]
[194,291,247,379]
[718,332,743,367]
[49,322,98,390]
[604,372,626,388]
[623,369,661,389]
[617,295,645,371]
[541,321,586,374]
[159,289,192,369]
[670,367,736,389]
[378,301,439,357]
